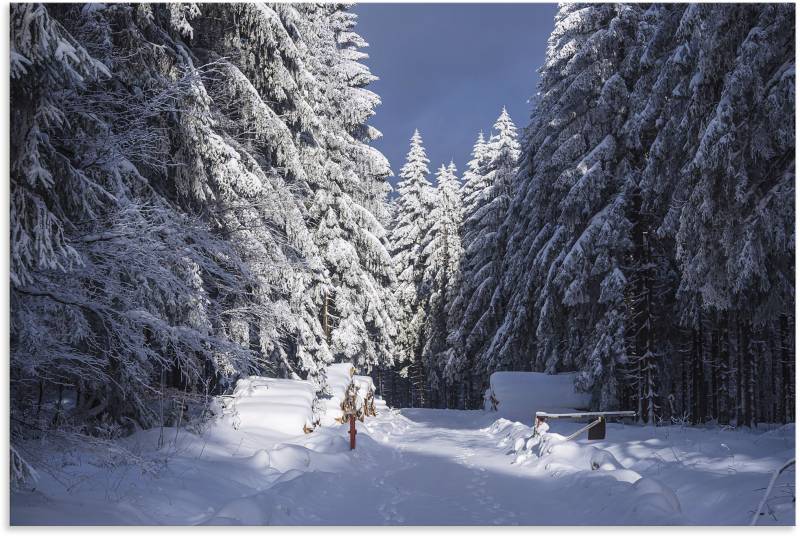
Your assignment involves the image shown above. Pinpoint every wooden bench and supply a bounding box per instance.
[535,411,637,440]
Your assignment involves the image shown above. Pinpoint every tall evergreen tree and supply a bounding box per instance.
[389,130,435,407]
[10,3,393,453]
[449,109,520,408]
[421,162,463,407]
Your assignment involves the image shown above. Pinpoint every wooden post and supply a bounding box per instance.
[535,414,547,432]
[349,413,357,450]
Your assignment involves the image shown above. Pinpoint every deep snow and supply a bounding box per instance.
[11,402,794,525]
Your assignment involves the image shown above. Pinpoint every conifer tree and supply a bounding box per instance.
[389,130,436,406]
[421,162,463,407]
[449,109,520,408]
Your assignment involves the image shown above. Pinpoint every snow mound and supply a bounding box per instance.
[539,434,627,472]
[227,377,316,436]
[245,449,271,470]
[630,477,682,516]
[268,432,350,474]
[488,418,682,523]
[484,371,591,423]
[268,444,311,473]
[204,497,268,525]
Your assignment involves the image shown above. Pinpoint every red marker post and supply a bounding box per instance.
[349,413,357,450]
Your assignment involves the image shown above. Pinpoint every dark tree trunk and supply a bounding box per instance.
[693,321,706,425]
[710,325,720,422]
[719,312,731,425]
[780,314,794,423]
[736,319,747,426]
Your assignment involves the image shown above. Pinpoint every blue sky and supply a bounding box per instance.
[353,3,558,187]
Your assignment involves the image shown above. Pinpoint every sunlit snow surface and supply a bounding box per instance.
[11,402,795,525]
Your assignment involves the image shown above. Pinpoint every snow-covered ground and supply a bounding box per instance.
[12,398,794,525]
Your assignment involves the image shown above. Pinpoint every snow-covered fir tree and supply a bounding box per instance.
[480,3,794,423]
[448,108,520,408]
[420,162,464,407]
[389,130,436,407]
[10,3,392,463]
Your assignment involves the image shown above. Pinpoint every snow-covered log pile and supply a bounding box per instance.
[320,364,355,426]
[353,375,379,418]
[222,377,318,436]
[319,364,383,425]
[484,371,591,423]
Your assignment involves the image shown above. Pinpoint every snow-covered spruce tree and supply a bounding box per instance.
[669,4,794,426]
[441,132,486,402]
[389,130,436,407]
[121,3,335,386]
[301,4,396,375]
[149,3,394,382]
[420,162,464,408]
[197,3,395,377]
[482,4,793,423]
[460,132,489,218]
[10,3,270,437]
[484,5,642,409]
[449,108,520,408]
[10,3,393,456]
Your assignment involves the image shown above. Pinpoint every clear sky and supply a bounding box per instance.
[353,3,559,188]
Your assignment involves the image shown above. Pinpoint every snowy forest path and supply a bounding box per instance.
[243,408,673,525]
[364,408,524,525]
[11,406,794,525]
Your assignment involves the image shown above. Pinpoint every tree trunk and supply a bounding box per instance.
[719,312,731,425]
[692,322,706,425]
[710,325,720,422]
[322,290,331,344]
[780,314,793,423]
[737,318,745,427]
[36,380,44,420]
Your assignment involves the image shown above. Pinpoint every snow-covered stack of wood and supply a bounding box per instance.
[353,375,378,419]
[222,377,319,436]
[484,371,591,424]
[320,363,381,425]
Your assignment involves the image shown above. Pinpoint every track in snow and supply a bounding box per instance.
[240,408,683,525]
[12,406,794,525]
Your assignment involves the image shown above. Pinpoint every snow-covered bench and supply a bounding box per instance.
[484,371,635,440]
[535,411,637,440]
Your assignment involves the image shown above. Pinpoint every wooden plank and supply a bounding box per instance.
[535,410,636,418]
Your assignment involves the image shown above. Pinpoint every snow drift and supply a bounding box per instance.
[488,418,683,524]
